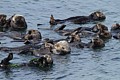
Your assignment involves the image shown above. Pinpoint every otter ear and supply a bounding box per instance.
[50,15,55,25]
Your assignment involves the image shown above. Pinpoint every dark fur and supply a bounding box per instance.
[50,11,106,25]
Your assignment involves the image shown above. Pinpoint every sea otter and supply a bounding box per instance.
[0,53,53,68]
[8,14,27,30]
[49,11,106,25]
[69,35,105,49]
[91,23,108,32]
[23,29,42,44]
[0,29,42,44]
[88,36,105,48]
[32,40,71,55]
[110,23,120,39]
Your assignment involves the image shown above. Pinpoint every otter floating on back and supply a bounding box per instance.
[49,11,106,25]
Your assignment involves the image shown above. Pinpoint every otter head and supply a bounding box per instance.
[99,30,112,39]
[111,23,120,30]
[43,54,53,66]
[67,31,81,43]
[29,54,53,67]
[92,23,108,32]
[24,29,42,40]
[52,40,71,55]
[90,36,105,48]
[89,11,106,21]
[11,14,27,30]
[0,14,7,26]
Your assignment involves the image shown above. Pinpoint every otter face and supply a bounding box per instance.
[90,36,105,48]
[43,54,53,65]
[67,31,81,43]
[89,11,106,21]
[29,54,53,67]
[92,23,108,32]
[53,40,71,55]
[0,14,7,26]
[11,14,27,30]
[24,29,42,40]
[99,30,112,39]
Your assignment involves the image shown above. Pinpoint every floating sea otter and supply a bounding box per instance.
[0,14,27,31]
[33,40,71,55]
[75,36,105,49]
[23,29,42,44]
[49,11,106,25]
[9,14,27,30]
[0,53,53,68]
[54,23,111,39]
[110,23,120,39]
[0,29,42,44]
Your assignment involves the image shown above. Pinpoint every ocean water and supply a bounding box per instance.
[0,0,120,80]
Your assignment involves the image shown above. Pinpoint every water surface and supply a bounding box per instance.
[0,0,120,80]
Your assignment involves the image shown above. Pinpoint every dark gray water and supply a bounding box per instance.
[0,0,120,80]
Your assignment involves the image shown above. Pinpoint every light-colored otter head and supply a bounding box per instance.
[53,40,71,55]
[89,11,106,21]
[24,29,42,40]
[11,14,27,30]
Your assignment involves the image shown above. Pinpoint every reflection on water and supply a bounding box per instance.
[0,0,120,80]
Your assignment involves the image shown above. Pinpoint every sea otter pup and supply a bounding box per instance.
[24,29,42,44]
[88,36,105,48]
[49,11,106,25]
[9,14,27,30]
[91,23,108,32]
